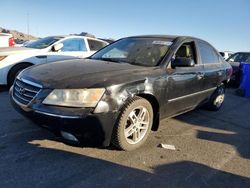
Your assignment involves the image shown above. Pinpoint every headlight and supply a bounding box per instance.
[0,56,7,61]
[43,88,105,107]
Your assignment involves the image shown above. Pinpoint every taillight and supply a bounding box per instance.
[8,37,15,47]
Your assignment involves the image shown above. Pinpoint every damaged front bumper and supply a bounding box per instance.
[10,86,119,147]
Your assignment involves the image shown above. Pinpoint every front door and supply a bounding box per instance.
[46,38,89,63]
[162,42,205,117]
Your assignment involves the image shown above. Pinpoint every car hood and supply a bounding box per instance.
[0,47,40,55]
[21,59,157,89]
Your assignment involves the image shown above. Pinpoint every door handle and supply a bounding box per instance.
[35,55,47,59]
[217,70,223,76]
[197,72,204,80]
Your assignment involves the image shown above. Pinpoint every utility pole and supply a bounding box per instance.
[27,12,30,40]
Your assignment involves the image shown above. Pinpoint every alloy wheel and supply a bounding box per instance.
[124,106,150,145]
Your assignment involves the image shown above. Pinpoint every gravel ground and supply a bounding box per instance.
[0,88,250,188]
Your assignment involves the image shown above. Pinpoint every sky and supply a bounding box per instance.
[0,0,250,52]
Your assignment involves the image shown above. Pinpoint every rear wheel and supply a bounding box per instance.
[206,84,225,111]
[112,97,153,151]
[7,64,31,87]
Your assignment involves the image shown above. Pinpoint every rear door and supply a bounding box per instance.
[196,40,224,97]
[163,41,206,117]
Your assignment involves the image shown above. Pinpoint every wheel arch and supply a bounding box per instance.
[222,80,229,87]
[136,93,160,131]
[7,62,34,85]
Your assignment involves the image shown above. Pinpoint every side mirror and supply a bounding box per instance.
[171,57,195,68]
[53,43,64,51]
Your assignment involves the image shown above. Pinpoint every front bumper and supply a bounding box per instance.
[10,87,118,147]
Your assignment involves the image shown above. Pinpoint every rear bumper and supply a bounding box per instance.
[230,74,236,81]
[10,87,118,147]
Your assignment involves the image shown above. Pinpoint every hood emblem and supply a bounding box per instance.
[18,87,25,95]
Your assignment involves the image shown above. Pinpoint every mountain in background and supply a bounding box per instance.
[0,27,38,41]
[0,27,115,44]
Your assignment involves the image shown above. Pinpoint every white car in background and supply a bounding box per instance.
[220,51,234,59]
[0,33,15,47]
[0,35,108,86]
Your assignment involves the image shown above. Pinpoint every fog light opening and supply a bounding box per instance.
[61,131,78,142]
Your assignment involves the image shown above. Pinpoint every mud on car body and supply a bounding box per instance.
[10,35,232,151]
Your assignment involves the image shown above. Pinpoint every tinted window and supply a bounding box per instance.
[226,53,250,63]
[25,36,61,49]
[61,38,86,52]
[198,41,219,64]
[88,39,107,51]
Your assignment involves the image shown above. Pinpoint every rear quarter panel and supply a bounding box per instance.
[0,36,9,47]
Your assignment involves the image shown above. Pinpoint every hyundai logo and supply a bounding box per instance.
[18,87,25,95]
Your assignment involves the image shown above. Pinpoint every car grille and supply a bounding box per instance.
[13,79,41,106]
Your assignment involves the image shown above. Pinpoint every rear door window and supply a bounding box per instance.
[87,39,107,51]
[197,41,219,64]
[61,38,87,52]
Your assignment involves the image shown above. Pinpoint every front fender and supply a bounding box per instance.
[94,78,156,114]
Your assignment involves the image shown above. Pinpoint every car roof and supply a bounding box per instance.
[235,52,250,54]
[46,35,94,39]
[46,35,106,42]
[127,35,200,41]
[0,33,12,37]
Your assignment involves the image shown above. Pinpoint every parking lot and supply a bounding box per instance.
[0,87,250,187]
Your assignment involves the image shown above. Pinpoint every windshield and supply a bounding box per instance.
[226,53,250,63]
[91,37,173,67]
[25,36,62,49]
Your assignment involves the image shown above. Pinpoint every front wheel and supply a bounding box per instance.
[206,84,225,111]
[112,97,153,151]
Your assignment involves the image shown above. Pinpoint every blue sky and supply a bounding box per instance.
[1,0,250,51]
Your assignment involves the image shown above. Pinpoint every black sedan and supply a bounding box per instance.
[10,35,232,151]
[226,52,250,87]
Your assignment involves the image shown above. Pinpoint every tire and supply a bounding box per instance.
[7,64,31,87]
[206,84,225,111]
[112,96,153,151]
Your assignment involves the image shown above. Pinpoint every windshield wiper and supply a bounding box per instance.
[98,58,121,63]
[93,57,130,64]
